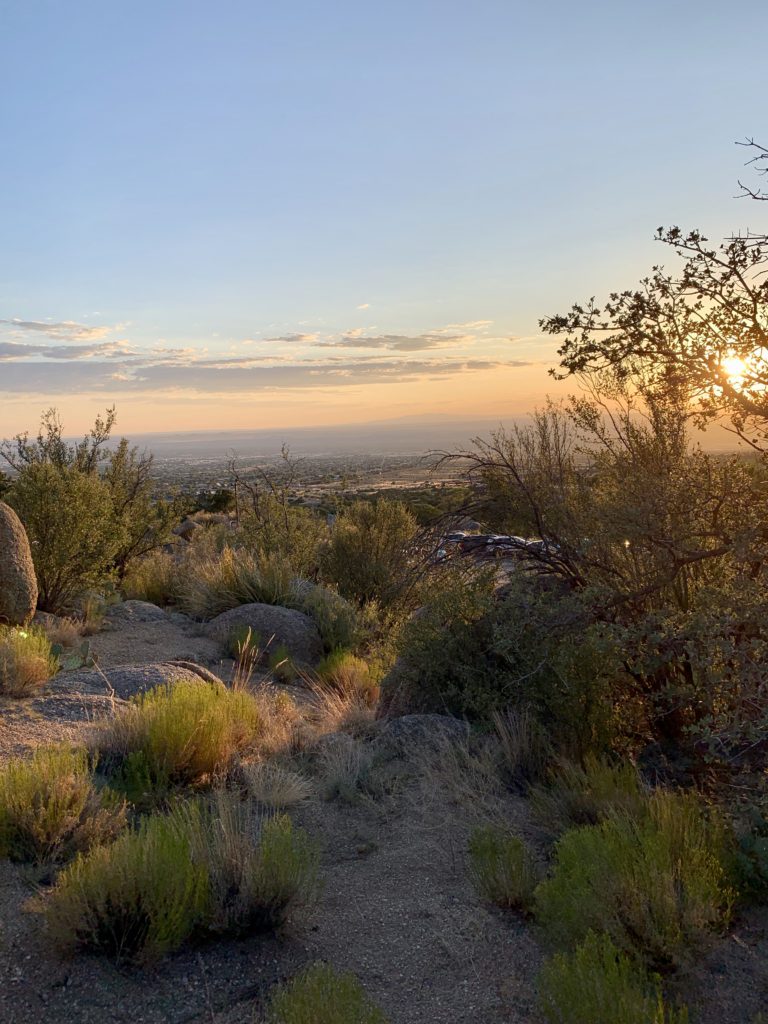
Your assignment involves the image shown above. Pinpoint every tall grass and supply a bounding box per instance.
[177,547,298,619]
[0,625,59,697]
[0,746,125,865]
[468,824,539,911]
[530,757,647,837]
[122,550,180,606]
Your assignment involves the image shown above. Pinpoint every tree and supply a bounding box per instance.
[541,140,768,451]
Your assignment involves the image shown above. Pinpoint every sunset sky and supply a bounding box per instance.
[1,0,766,437]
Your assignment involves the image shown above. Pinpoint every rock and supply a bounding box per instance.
[205,603,323,667]
[375,714,470,754]
[106,600,167,623]
[53,661,218,700]
[0,501,38,626]
[173,519,201,540]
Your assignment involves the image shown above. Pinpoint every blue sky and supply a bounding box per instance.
[1,0,766,433]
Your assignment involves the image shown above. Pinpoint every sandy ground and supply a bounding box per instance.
[0,609,767,1023]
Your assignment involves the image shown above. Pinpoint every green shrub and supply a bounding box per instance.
[320,499,417,606]
[45,809,209,963]
[538,932,688,1024]
[177,793,320,935]
[0,746,125,865]
[300,587,359,653]
[0,625,59,697]
[268,962,388,1024]
[45,795,319,963]
[531,757,647,837]
[534,791,734,968]
[317,649,377,703]
[468,825,538,911]
[95,679,262,797]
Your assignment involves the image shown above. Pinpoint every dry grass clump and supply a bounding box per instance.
[534,789,734,968]
[122,550,180,606]
[177,546,298,619]
[317,736,375,803]
[268,962,388,1024]
[468,824,539,912]
[241,762,313,808]
[93,679,263,798]
[42,615,84,648]
[45,793,320,964]
[538,932,689,1024]
[0,746,125,865]
[530,756,647,837]
[317,650,378,702]
[0,625,59,697]
[492,707,553,787]
[309,682,379,738]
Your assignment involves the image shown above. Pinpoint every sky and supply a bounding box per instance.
[1,0,766,438]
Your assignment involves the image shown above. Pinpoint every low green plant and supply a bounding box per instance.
[468,824,539,911]
[534,790,734,968]
[268,962,388,1024]
[530,757,647,837]
[300,587,359,653]
[538,932,688,1024]
[317,650,378,703]
[45,808,209,963]
[94,679,262,798]
[0,625,60,697]
[0,746,125,865]
[730,802,768,902]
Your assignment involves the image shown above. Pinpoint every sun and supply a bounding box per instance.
[721,354,747,381]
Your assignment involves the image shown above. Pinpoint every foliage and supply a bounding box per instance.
[176,545,298,619]
[317,649,378,703]
[538,932,688,1024]
[0,746,125,865]
[530,757,646,838]
[45,807,209,963]
[468,825,538,911]
[94,679,262,798]
[122,549,181,606]
[0,624,59,696]
[299,585,360,653]
[320,498,418,606]
[3,409,177,610]
[534,790,734,968]
[268,962,388,1024]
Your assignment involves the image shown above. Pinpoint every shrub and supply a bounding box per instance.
[241,762,312,808]
[176,546,298,620]
[320,499,417,606]
[534,791,734,968]
[530,757,647,838]
[538,932,688,1024]
[468,824,538,911]
[300,586,359,653]
[45,808,209,963]
[0,625,59,696]
[268,962,388,1024]
[8,463,122,612]
[122,550,180,606]
[317,650,378,703]
[94,679,262,798]
[0,746,125,865]
[179,794,320,935]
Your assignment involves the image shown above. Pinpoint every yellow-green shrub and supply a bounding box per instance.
[538,932,688,1024]
[0,625,59,697]
[531,757,647,837]
[534,791,734,968]
[94,679,262,797]
[468,825,538,911]
[0,746,125,865]
[268,962,388,1024]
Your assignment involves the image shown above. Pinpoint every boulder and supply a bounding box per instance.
[53,660,218,700]
[0,501,37,626]
[205,603,323,667]
[105,600,167,623]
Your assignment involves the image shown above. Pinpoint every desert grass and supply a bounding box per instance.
[241,761,313,808]
[176,546,298,620]
[0,625,59,697]
[0,746,125,865]
[530,756,647,838]
[122,550,180,606]
[42,615,84,649]
[268,962,388,1024]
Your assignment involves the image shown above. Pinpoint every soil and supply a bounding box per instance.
[0,610,766,1024]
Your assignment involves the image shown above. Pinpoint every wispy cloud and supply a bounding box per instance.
[0,319,115,341]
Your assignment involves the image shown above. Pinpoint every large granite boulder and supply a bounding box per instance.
[53,660,219,700]
[105,600,168,624]
[205,603,323,667]
[0,501,37,626]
